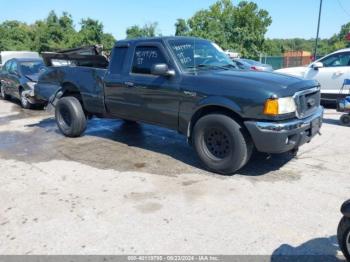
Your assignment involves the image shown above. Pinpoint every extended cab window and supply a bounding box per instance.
[110,47,128,74]
[132,46,166,75]
[320,52,350,67]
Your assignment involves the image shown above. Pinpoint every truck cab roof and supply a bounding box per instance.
[115,36,207,46]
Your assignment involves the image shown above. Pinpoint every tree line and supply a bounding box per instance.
[1,0,349,57]
[126,0,350,58]
[0,11,115,52]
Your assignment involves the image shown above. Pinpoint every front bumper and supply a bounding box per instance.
[22,88,47,105]
[244,106,324,154]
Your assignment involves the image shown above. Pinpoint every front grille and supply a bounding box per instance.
[294,87,321,119]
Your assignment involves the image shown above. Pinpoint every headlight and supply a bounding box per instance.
[263,97,296,116]
[27,82,36,89]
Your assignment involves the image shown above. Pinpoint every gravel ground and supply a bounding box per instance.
[0,99,348,260]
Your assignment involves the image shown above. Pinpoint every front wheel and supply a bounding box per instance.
[0,85,10,100]
[338,216,350,261]
[20,90,32,109]
[55,96,87,137]
[193,114,252,175]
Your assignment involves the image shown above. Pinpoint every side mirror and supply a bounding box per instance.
[312,62,324,70]
[151,63,175,77]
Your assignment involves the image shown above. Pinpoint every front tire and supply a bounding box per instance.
[193,114,252,175]
[338,216,350,261]
[55,96,87,137]
[20,90,32,109]
[0,85,10,100]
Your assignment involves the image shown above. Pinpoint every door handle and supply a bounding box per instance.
[183,90,197,97]
[124,81,134,87]
[335,71,345,76]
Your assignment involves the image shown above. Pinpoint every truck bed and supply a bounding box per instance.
[37,50,109,114]
[37,66,107,114]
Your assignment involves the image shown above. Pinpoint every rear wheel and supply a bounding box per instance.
[340,114,350,127]
[337,216,350,261]
[0,85,10,100]
[193,114,252,175]
[55,96,87,137]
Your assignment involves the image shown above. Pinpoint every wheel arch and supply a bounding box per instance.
[187,100,245,141]
[61,82,81,98]
[56,81,85,108]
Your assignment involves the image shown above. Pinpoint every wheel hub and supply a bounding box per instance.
[205,128,231,159]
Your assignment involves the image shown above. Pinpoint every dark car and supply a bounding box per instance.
[232,58,273,72]
[37,36,323,175]
[0,58,46,109]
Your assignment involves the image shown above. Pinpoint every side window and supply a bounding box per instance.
[132,46,166,75]
[109,47,128,74]
[321,52,350,67]
[10,61,18,74]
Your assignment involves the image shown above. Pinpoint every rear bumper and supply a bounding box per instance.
[244,106,324,154]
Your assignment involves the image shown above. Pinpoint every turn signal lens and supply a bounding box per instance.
[263,99,279,116]
[263,97,297,116]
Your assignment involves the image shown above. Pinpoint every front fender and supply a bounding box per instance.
[186,96,243,138]
[341,200,350,217]
[195,96,243,116]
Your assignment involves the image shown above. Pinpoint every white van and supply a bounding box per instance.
[0,51,40,69]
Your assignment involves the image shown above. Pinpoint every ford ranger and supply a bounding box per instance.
[37,37,324,175]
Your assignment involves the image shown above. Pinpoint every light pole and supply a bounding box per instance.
[314,0,323,60]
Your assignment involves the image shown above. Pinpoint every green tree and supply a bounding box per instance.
[126,22,160,38]
[175,19,189,36]
[71,18,116,50]
[32,11,77,52]
[176,0,272,57]
[0,11,115,52]
[0,21,33,51]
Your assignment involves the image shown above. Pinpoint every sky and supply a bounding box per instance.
[0,0,349,40]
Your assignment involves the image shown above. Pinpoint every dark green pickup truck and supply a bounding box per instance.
[37,37,323,174]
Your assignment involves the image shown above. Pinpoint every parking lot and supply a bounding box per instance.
[0,98,348,258]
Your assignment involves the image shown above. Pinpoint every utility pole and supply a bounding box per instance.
[313,0,323,60]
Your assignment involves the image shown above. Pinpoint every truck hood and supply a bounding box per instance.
[196,69,318,96]
[210,70,301,87]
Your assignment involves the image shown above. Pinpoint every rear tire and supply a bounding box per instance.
[0,85,10,100]
[193,114,252,175]
[337,216,350,261]
[55,96,87,137]
[340,114,350,127]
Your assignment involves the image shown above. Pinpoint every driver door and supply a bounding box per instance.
[305,51,350,98]
[123,43,180,129]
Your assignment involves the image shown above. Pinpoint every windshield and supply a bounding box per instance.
[168,39,236,71]
[20,61,45,75]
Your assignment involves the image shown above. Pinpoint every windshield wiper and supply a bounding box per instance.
[187,64,229,71]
